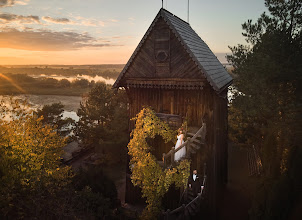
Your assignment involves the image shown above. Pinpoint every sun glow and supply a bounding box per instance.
[0,73,26,93]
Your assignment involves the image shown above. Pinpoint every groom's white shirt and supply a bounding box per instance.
[193,174,197,181]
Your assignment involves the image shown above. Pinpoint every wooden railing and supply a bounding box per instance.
[247,145,263,176]
[162,163,207,219]
[162,123,206,169]
[162,189,204,220]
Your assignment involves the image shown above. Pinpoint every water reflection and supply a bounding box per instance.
[0,95,80,122]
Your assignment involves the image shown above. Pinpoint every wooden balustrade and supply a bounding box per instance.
[162,123,206,169]
[162,164,207,219]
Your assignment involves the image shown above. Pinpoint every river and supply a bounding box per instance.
[1,73,116,121]
[0,94,82,122]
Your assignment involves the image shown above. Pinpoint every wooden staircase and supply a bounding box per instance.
[162,123,206,169]
[160,123,207,219]
[161,165,207,220]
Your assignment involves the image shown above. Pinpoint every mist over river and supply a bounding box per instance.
[31,74,115,85]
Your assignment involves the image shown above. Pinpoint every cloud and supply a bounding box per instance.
[81,19,104,27]
[42,16,71,24]
[0,0,14,7]
[42,15,105,27]
[0,13,104,27]
[15,0,29,5]
[0,28,120,51]
[72,15,105,27]
[0,0,29,7]
[109,19,118,23]
[0,13,40,24]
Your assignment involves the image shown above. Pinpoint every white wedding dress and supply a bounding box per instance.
[174,134,186,161]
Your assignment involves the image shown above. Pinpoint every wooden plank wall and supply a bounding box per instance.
[125,87,229,212]
[128,86,214,128]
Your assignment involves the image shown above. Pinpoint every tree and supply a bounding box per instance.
[72,79,89,88]
[76,82,115,147]
[36,102,75,136]
[41,77,58,88]
[227,0,302,219]
[70,166,122,219]
[0,98,124,219]
[0,99,73,218]
[75,82,128,163]
[59,78,71,88]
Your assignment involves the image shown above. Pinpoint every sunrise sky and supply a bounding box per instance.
[0,0,267,65]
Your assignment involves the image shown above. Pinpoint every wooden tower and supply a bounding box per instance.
[113,8,232,217]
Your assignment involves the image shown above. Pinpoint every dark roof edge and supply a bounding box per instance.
[218,80,233,94]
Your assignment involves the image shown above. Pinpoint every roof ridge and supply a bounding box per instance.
[160,8,190,25]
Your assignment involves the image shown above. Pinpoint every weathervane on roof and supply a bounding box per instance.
[162,0,163,8]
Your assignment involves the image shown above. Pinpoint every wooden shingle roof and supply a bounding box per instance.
[113,8,232,93]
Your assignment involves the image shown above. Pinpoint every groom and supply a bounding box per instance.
[188,169,202,197]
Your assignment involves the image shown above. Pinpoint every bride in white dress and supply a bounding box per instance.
[174,129,186,161]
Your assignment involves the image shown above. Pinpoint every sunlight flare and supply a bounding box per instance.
[0,73,26,93]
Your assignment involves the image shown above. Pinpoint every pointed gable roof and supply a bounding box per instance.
[113,8,232,93]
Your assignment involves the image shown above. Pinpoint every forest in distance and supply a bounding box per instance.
[0,64,124,96]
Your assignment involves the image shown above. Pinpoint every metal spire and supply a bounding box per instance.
[188,0,190,23]
[162,0,163,8]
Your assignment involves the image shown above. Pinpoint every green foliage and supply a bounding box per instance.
[128,107,190,220]
[0,98,74,218]
[0,98,123,219]
[249,146,302,220]
[75,82,128,164]
[36,102,75,136]
[73,167,118,204]
[227,0,302,219]
[228,0,302,176]
[72,166,120,219]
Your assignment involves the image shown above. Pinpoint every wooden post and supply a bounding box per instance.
[166,209,170,220]
[163,153,166,169]
[171,147,175,166]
